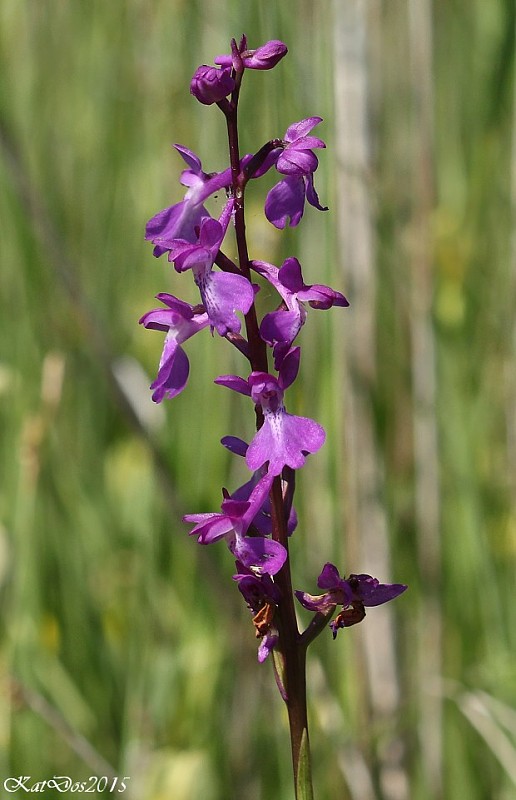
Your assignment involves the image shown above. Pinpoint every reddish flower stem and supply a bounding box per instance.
[223,78,267,375]
[222,75,314,799]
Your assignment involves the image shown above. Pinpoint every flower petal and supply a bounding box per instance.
[278,347,300,390]
[173,144,204,173]
[284,117,323,142]
[230,535,287,576]
[317,562,343,589]
[350,574,408,606]
[183,513,234,544]
[146,201,210,252]
[300,285,349,309]
[276,148,319,176]
[258,632,278,662]
[220,436,248,456]
[197,271,254,335]
[305,172,328,212]
[295,590,338,612]
[260,309,302,348]
[215,374,251,396]
[265,177,305,229]
[150,342,189,402]
[242,40,288,70]
[278,257,305,293]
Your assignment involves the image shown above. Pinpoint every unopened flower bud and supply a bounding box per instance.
[190,65,235,105]
[243,40,288,70]
[215,39,288,71]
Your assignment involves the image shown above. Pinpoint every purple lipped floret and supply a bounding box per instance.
[254,257,348,365]
[145,145,233,257]
[216,348,325,476]
[183,473,287,576]
[139,294,210,402]
[221,436,298,535]
[265,117,328,229]
[295,562,407,638]
[164,200,254,336]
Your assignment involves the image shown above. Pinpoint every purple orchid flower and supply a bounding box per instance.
[276,118,326,176]
[139,294,210,402]
[145,145,233,256]
[254,257,349,366]
[296,562,407,638]
[265,117,328,229]
[215,348,326,476]
[221,436,298,535]
[190,65,235,105]
[162,200,254,336]
[183,472,287,576]
[214,36,288,72]
[233,561,281,662]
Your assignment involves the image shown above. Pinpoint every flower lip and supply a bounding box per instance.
[216,356,324,476]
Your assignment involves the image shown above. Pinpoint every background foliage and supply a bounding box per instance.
[1,1,515,798]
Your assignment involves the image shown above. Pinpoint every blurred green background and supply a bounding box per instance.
[1,1,515,798]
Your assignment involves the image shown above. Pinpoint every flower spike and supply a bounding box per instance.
[140,36,406,798]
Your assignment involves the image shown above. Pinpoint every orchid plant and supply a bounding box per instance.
[140,35,407,800]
